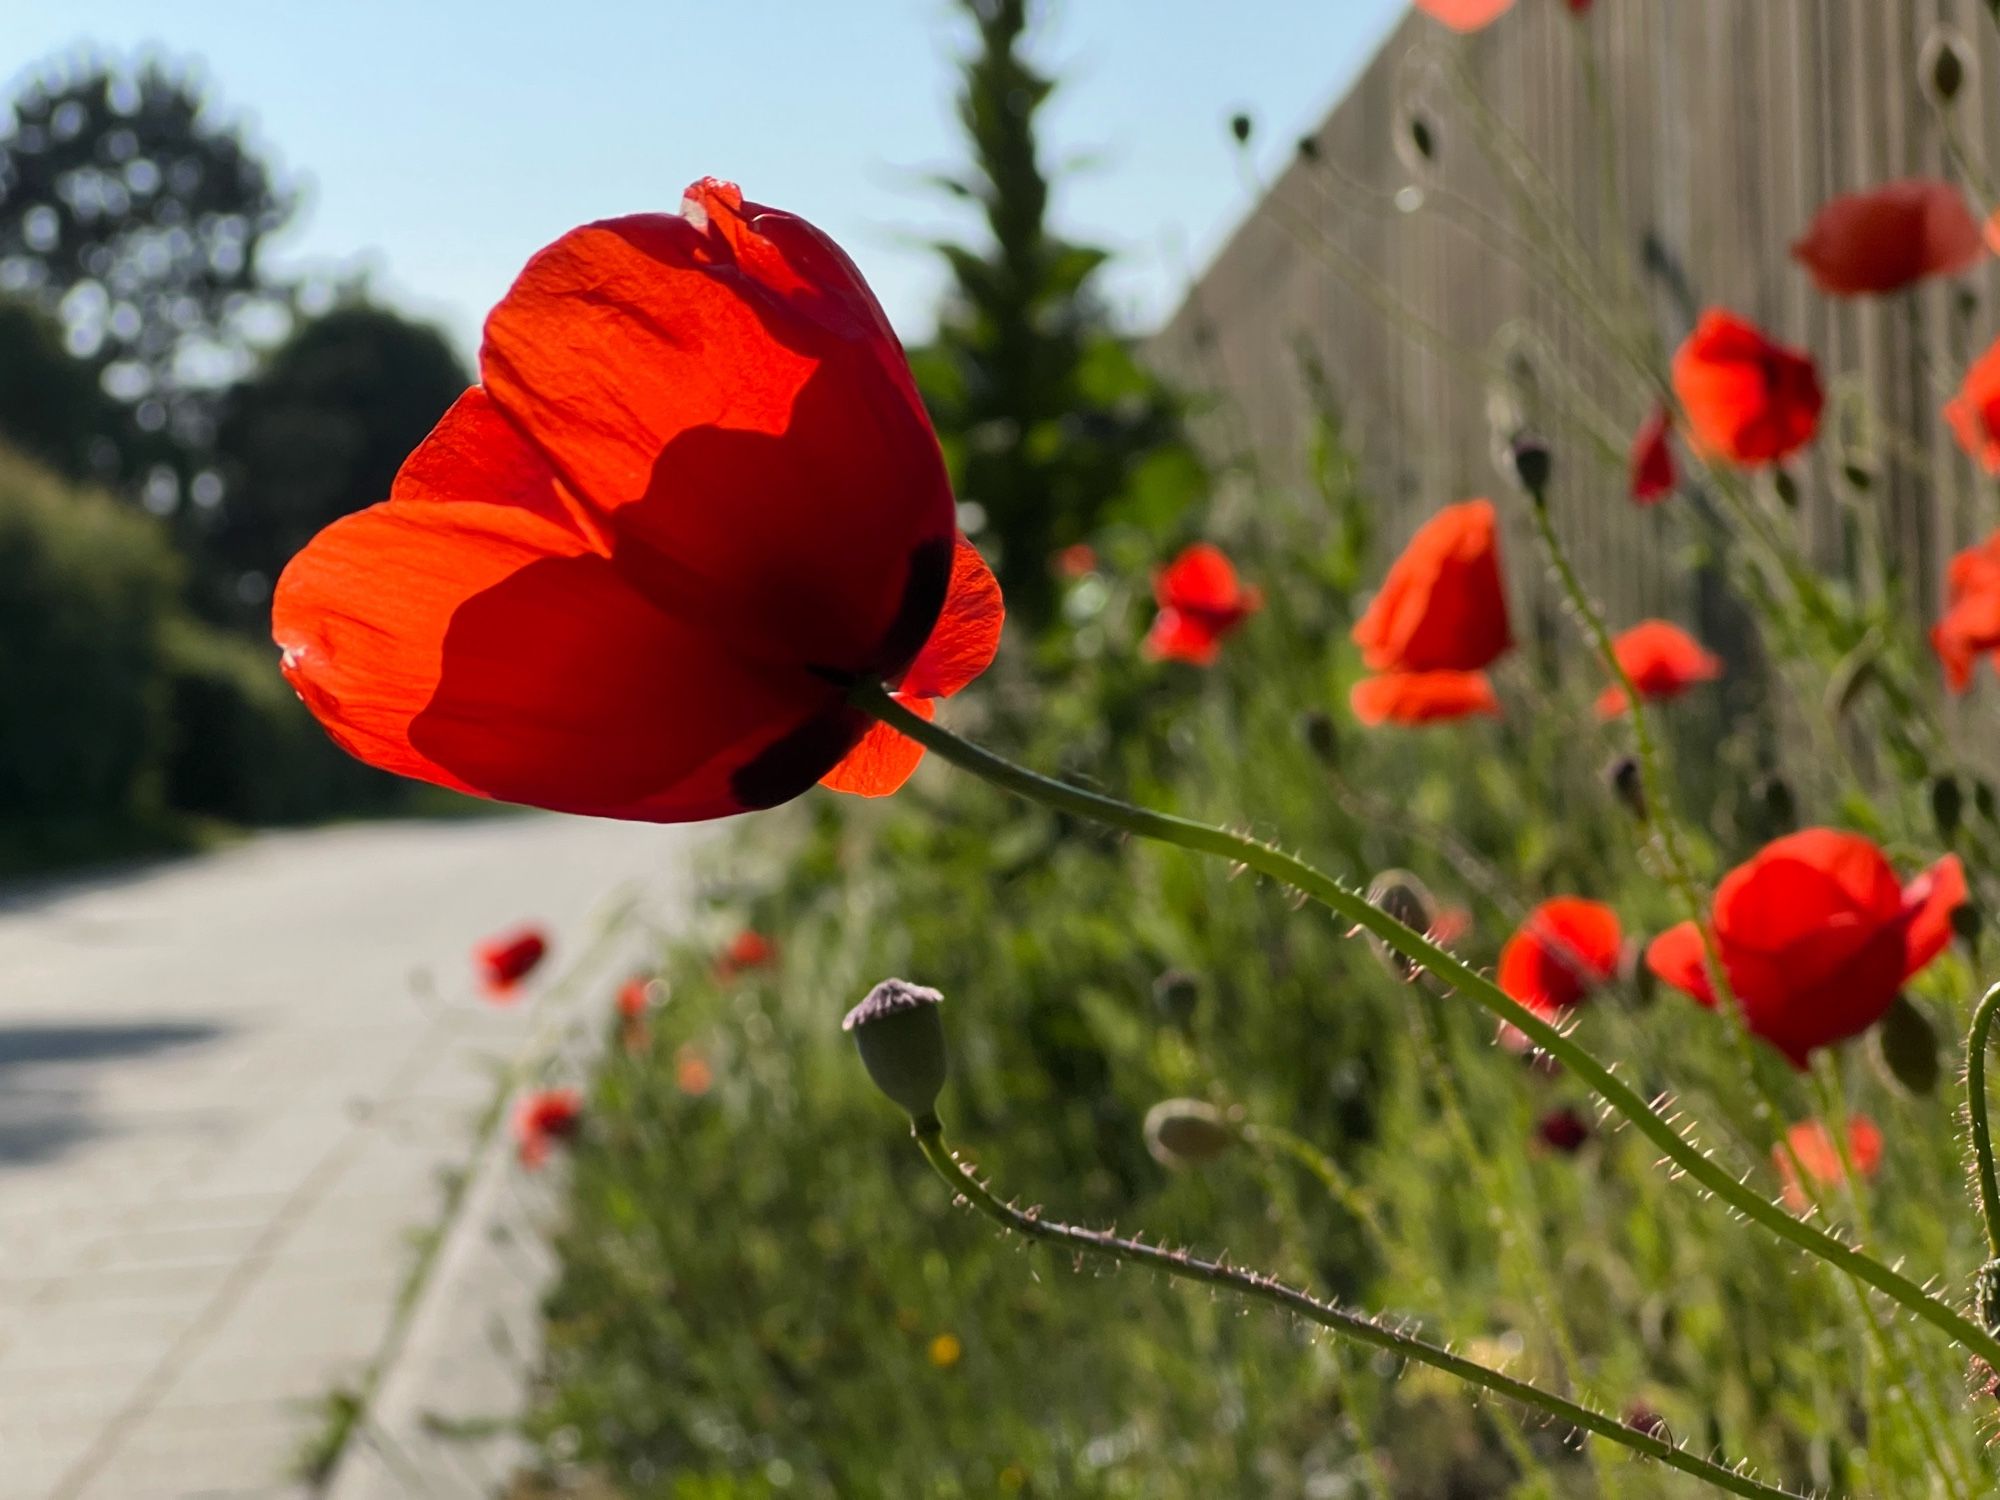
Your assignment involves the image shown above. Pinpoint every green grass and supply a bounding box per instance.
[519,447,1997,1498]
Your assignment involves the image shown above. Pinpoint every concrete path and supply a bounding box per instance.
[0,814,707,1500]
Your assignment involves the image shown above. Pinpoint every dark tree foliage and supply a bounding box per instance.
[916,0,1200,631]
[0,296,105,480]
[0,57,293,488]
[204,301,470,624]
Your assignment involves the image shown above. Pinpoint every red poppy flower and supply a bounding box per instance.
[717,929,776,981]
[819,538,1004,796]
[1351,499,1512,722]
[1144,543,1263,665]
[515,1087,583,1169]
[1595,621,1723,717]
[1536,1106,1591,1154]
[1415,0,1514,29]
[1646,830,1965,1067]
[1946,335,2000,474]
[1671,310,1823,467]
[1565,0,1593,12]
[1349,669,1500,726]
[1055,543,1098,579]
[1933,529,2000,691]
[1629,406,1677,504]
[273,179,971,823]
[1775,1115,1882,1213]
[1353,500,1512,674]
[477,925,548,1001]
[616,975,654,1020]
[1791,180,1984,296]
[1499,898,1623,1021]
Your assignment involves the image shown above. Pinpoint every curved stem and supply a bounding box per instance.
[910,1120,1807,1499]
[853,680,2000,1367]
[1969,982,2000,1260]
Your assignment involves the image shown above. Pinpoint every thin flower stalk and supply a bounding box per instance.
[910,1118,1808,1500]
[853,679,2000,1368]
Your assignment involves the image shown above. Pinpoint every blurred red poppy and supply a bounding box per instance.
[1646,830,1965,1067]
[1946,335,2000,474]
[477,926,548,1001]
[1629,406,1677,504]
[1349,669,1501,726]
[1672,310,1823,467]
[1775,1116,1882,1212]
[1933,529,2000,692]
[515,1087,583,1169]
[1595,621,1723,717]
[1499,898,1622,1021]
[1351,499,1511,723]
[717,929,776,981]
[273,179,965,823]
[616,975,654,1020]
[1055,543,1098,579]
[820,538,1004,796]
[1144,543,1263,665]
[1566,0,1593,12]
[1415,0,1514,29]
[1536,1106,1591,1154]
[1791,180,1983,296]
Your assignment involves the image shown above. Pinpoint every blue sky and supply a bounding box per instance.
[6,1,1403,355]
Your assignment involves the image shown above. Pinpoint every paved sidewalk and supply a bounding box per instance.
[0,814,706,1500]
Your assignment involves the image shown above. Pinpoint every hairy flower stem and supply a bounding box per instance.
[909,1117,1805,1499]
[852,680,2000,1367]
[1969,982,2000,1261]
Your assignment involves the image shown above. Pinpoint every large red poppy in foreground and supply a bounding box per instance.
[274,179,997,822]
[1646,830,1964,1067]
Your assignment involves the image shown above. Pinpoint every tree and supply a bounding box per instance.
[203,300,470,623]
[915,0,1200,631]
[0,56,293,491]
[0,296,106,480]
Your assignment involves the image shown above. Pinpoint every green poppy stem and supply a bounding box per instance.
[851,679,2000,1368]
[910,1118,1806,1499]
[1968,982,2000,1261]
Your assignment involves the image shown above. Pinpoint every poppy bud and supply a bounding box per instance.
[1754,773,1796,834]
[1152,969,1201,1029]
[1364,869,1438,981]
[1772,468,1801,509]
[1978,778,1999,824]
[1143,1098,1237,1168]
[1297,135,1322,164]
[1509,433,1553,499]
[1955,902,1984,950]
[1933,773,1964,841]
[1922,27,1972,108]
[1406,112,1437,164]
[1980,1257,2000,1331]
[1874,994,1940,1096]
[1299,708,1339,765]
[843,979,949,1125]
[1840,462,1874,492]
[1229,112,1253,146]
[1605,755,1645,821]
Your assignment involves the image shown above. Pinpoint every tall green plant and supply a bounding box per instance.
[915,0,1200,632]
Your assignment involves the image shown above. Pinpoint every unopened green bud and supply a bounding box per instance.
[1229,112,1253,145]
[1510,433,1553,499]
[1152,969,1201,1029]
[1874,994,1940,1096]
[1364,869,1438,981]
[1934,773,1964,841]
[844,979,949,1125]
[1299,708,1339,765]
[1923,27,1971,107]
[1143,1099,1237,1169]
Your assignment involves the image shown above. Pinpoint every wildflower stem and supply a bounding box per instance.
[909,1118,1804,1499]
[1968,982,2000,1260]
[853,680,2000,1367]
